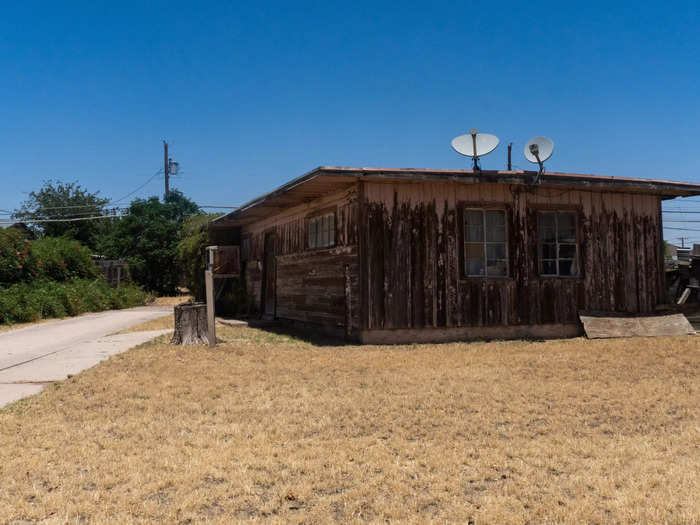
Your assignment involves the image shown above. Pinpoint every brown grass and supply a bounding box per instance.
[1,329,698,524]
[117,316,235,334]
[152,295,193,307]
[118,314,175,333]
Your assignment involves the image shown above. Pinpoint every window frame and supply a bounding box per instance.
[240,235,251,262]
[537,210,580,278]
[461,207,510,278]
[305,208,337,251]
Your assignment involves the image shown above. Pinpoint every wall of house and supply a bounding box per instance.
[359,179,664,333]
[241,186,360,332]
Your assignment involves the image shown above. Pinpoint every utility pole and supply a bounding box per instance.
[507,143,512,171]
[678,236,689,248]
[163,140,169,201]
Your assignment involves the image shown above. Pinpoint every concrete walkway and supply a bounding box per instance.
[0,306,173,408]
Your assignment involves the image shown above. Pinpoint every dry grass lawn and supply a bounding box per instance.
[152,295,193,307]
[0,327,698,524]
[117,314,174,334]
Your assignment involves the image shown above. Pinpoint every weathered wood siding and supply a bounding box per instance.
[242,186,360,330]
[359,180,663,330]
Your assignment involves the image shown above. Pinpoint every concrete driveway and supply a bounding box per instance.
[0,305,173,408]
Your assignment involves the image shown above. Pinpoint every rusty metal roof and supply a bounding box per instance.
[213,166,700,226]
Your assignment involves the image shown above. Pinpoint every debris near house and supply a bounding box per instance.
[171,302,209,345]
[668,244,700,305]
[93,257,129,287]
[579,312,695,338]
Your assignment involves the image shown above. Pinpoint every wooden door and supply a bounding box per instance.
[262,231,276,317]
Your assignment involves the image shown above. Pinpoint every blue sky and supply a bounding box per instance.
[1,1,699,240]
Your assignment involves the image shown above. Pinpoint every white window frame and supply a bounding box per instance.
[463,208,509,277]
[307,211,336,250]
[538,211,579,277]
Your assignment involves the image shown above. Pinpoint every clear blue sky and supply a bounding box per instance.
[1,1,699,240]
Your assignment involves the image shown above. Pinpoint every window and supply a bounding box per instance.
[538,211,578,276]
[464,209,508,276]
[241,237,251,261]
[307,212,335,249]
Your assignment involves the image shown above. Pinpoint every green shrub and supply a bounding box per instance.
[0,229,35,284]
[0,279,149,325]
[30,237,99,281]
[0,232,100,285]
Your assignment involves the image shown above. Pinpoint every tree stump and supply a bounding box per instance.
[171,302,209,345]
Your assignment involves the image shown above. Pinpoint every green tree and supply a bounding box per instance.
[15,180,110,249]
[98,191,200,295]
[177,213,218,300]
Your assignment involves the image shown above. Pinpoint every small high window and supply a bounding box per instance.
[464,209,508,277]
[241,237,251,261]
[538,211,578,276]
[307,212,335,249]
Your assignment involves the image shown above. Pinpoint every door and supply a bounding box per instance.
[261,231,276,318]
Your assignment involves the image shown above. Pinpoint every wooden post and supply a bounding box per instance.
[163,140,169,201]
[205,269,216,347]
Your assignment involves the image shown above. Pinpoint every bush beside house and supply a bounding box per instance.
[0,279,149,324]
[0,230,149,325]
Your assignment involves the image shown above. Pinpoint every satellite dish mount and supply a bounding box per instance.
[523,136,554,185]
[529,144,544,177]
[469,128,480,171]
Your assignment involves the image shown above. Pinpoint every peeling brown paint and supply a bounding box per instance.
[359,181,663,330]
[235,179,664,337]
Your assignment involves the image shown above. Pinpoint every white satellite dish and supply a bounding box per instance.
[524,136,554,164]
[451,128,500,171]
[523,136,554,183]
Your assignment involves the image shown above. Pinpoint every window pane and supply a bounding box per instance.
[559,259,577,276]
[465,243,485,276]
[328,214,335,246]
[540,243,557,259]
[320,217,329,247]
[485,210,506,242]
[465,210,484,242]
[327,215,334,247]
[308,218,316,248]
[558,212,576,243]
[487,260,507,276]
[486,243,506,261]
[467,258,486,276]
[539,212,556,241]
[314,217,320,248]
[540,260,557,275]
[559,244,576,259]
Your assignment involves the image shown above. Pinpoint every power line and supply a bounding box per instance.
[111,168,164,204]
[12,214,124,224]
[4,168,163,219]
[14,203,108,211]
[664,226,700,232]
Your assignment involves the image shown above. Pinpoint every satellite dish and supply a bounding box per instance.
[524,136,554,164]
[451,129,499,171]
[523,136,554,183]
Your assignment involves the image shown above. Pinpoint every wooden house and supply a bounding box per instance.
[211,167,700,343]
